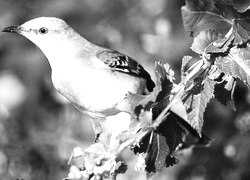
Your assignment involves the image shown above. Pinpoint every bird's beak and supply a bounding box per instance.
[2,25,22,33]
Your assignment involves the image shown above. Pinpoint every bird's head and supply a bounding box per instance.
[2,17,85,63]
[2,17,73,51]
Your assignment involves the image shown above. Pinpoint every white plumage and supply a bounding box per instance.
[2,17,155,137]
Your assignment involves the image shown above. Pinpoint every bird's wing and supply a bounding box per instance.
[96,50,155,92]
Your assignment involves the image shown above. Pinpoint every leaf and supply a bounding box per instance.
[175,117,213,150]
[148,115,182,175]
[131,62,182,177]
[191,29,223,55]
[154,61,174,105]
[181,0,233,37]
[84,143,107,155]
[132,60,212,177]
[155,61,175,87]
[232,17,250,44]
[133,61,175,122]
[181,56,192,79]
[128,92,156,116]
[231,0,250,12]
[133,110,212,178]
[182,77,215,135]
[214,74,236,110]
[132,112,183,178]
[179,132,212,150]
[205,34,234,54]
[182,0,250,45]
[215,46,250,87]
[114,161,128,174]
[130,61,175,127]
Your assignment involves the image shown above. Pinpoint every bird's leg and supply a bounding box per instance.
[94,133,100,143]
[92,121,102,143]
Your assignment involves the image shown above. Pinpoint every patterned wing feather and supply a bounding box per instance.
[97,50,155,92]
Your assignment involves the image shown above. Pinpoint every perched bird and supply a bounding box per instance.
[2,17,155,138]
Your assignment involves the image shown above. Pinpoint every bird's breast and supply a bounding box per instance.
[51,59,145,116]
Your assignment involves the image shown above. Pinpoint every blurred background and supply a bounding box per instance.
[0,0,250,180]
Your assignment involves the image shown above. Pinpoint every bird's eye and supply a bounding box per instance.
[39,27,48,34]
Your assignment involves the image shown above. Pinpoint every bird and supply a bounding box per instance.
[2,17,155,139]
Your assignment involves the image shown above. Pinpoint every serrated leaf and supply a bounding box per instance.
[191,29,223,54]
[181,0,233,37]
[215,46,250,87]
[182,78,215,135]
[155,61,175,83]
[182,0,250,45]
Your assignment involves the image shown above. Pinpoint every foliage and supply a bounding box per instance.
[63,0,250,179]
[1,0,250,180]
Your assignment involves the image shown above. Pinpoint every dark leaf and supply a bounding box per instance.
[133,110,211,177]
[133,112,184,178]
[114,161,128,174]
[132,60,212,177]
[154,61,175,103]
[131,61,175,127]
[170,111,212,150]
[214,74,236,110]
[152,61,175,120]
[132,62,182,177]
[178,131,212,151]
